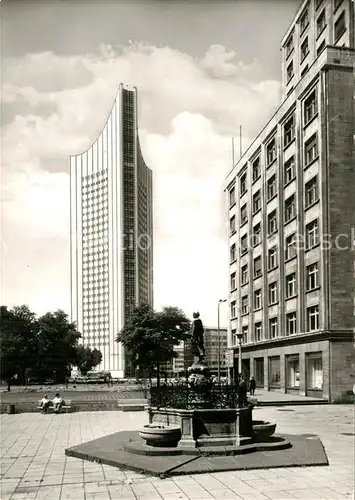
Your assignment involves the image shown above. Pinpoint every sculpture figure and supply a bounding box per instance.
[191,312,205,363]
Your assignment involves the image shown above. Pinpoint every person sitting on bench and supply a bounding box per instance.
[39,394,50,414]
[52,393,64,413]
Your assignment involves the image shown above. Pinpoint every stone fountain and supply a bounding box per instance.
[65,311,329,476]
[131,312,286,456]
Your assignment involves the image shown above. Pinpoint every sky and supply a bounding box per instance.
[1,0,300,328]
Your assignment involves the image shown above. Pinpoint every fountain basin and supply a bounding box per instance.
[252,420,276,442]
[139,424,181,447]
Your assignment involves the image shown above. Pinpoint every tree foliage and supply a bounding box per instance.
[0,305,101,388]
[0,305,38,390]
[117,304,191,385]
[36,310,81,382]
[75,345,102,375]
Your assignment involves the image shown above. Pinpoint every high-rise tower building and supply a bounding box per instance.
[70,84,153,378]
[224,0,355,401]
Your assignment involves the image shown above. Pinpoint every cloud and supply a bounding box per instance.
[1,43,281,327]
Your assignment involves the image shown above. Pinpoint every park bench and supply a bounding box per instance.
[117,398,148,411]
[37,400,72,413]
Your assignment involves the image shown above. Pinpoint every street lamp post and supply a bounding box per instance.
[217,299,227,383]
[236,332,243,382]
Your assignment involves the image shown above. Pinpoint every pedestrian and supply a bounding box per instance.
[249,376,256,395]
[52,393,64,413]
[39,394,50,414]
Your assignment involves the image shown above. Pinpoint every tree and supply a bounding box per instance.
[75,345,102,375]
[0,305,38,391]
[117,304,191,386]
[35,310,81,383]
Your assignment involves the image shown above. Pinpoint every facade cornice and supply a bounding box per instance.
[229,330,354,353]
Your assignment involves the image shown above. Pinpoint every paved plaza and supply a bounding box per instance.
[1,405,354,500]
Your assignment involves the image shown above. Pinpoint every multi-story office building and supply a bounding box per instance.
[224,0,355,401]
[184,327,228,377]
[70,84,153,378]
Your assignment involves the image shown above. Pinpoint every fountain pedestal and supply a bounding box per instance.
[148,406,254,449]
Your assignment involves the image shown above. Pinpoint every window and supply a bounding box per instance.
[241,296,248,315]
[268,282,278,304]
[304,90,317,124]
[240,172,247,195]
[266,138,277,165]
[285,233,297,260]
[317,9,326,37]
[334,0,342,11]
[254,289,262,310]
[231,300,236,319]
[229,186,236,207]
[286,61,294,83]
[286,272,297,298]
[253,256,262,279]
[268,246,278,270]
[300,37,309,62]
[306,262,319,290]
[301,65,309,78]
[230,215,236,235]
[286,312,297,335]
[253,223,261,247]
[240,204,248,225]
[334,11,346,42]
[267,175,277,200]
[305,134,318,165]
[268,210,278,236]
[252,157,261,182]
[284,156,296,184]
[230,243,236,262]
[230,272,236,290]
[242,326,248,344]
[254,358,264,385]
[269,356,280,387]
[285,194,296,223]
[306,219,319,249]
[283,114,295,147]
[305,176,319,207]
[307,305,319,331]
[285,34,294,58]
[299,6,309,33]
[241,234,248,255]
[253,190,261,213]
[307,354,323,389]
[317,40,326,56]
[269,317,278,338]
[286,355,300,388]
[255,322,262,341]
[241,264,248,285]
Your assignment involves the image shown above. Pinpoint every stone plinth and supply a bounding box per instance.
[148,406,253,448]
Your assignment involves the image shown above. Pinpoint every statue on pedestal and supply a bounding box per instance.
[191,312,205,363]
[187,312,211,389]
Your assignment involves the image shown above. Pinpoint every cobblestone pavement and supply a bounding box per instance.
[1,405,354,500]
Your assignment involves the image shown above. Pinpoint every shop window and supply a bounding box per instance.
[268,356,281,387]
[286,355,300,388]
[306,353,323,389]
[254,358,264,386]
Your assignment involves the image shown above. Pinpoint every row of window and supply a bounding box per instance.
[230,218,319,270]
[232,304,320,343]
[285,2,346,58]
[231,261,319,317]
[252,352,322,390]
[229,130,318,208]
[231,175,319,234]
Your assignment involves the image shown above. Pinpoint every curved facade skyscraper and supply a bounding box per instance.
[70,84,153,378]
